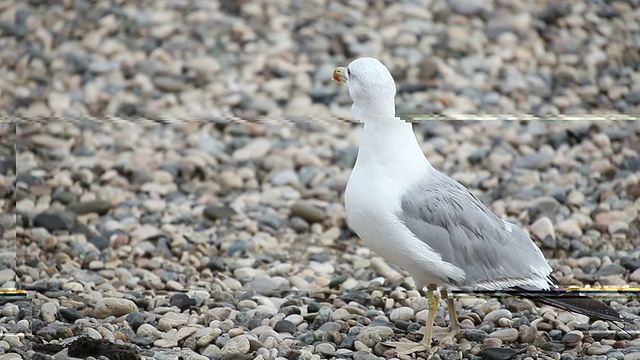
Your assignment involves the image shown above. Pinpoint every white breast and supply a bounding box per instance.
[344,120,466,288]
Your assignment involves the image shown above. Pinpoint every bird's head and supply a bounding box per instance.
[333,57,397,121]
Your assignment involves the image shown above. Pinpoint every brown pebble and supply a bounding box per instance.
[613,340,627,349]
[628,184,640,199]
[505,299,533,312]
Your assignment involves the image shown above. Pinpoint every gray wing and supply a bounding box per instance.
[399,171,553,289]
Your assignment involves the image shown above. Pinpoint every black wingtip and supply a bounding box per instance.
[524,294,625,323]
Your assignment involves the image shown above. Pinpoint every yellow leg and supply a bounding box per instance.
[434,289,462,346]
[442,289,460,331]
[384,284,438,355]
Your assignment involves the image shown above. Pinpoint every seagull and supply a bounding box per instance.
[333,57,623,355]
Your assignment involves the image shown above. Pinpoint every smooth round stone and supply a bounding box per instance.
[125,312,144,331]
[196,328,222,347]
[86,327,102,340]
[218,335,251,356]
[483,337,503,348]
[94,298,139,318]
[317,321,341,332]
[557,312,576,324]
[587,344,613,355]
[315,342,337,356]
[1,304,19,317]
[331,308,352,321]
[2,334,22,347]
[273,320,296,334]
[40,302,58,323]
[488,328,519,342]
[389,307,414,322]
[136,323,163,338]
[0,352,20,360]
[284,314,304,325]
[484,309,513,324]
[16,319,30,331]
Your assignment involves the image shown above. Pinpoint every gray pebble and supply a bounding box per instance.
[488,328,519,342]
[483,309,512,324]
[290,201,326,223]
[482,347,517,360]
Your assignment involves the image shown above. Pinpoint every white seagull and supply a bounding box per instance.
[333,57,622,355]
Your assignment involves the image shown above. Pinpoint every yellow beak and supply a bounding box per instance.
[333,67,348,83]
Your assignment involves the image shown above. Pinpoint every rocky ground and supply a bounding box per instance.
[1,0,640,359]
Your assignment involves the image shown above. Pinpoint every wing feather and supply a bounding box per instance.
[399,171,552,289]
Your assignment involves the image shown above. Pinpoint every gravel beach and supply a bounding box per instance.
[2,0,640,359]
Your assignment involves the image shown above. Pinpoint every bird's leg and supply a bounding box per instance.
[433,289,462,346]
[384,284,438,355]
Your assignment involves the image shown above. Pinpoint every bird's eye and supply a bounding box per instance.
[347,68,351,77]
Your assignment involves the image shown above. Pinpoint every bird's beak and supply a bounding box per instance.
[333,67,348,83]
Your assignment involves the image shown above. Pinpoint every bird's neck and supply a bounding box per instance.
[351,99,395,121]
[355,118,431,171]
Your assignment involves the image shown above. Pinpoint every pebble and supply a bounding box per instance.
[389,307,414,322]
[555,219,583,238]
[273,320,296,334]
[290,201,326,223]
[529,216,556,248]
[66,200,112,215]
[482,347,517,360]
[232,139,272,162]
[94,298,139,318]
[40,302,58,323]
[562,331,584,347]
[587,344,613,355]
[203,205,237,220]
[33,213,69,232]
[488,328,519,342]
[483,309,512,324]
[219,335,251,356]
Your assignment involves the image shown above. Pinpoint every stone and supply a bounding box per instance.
[33,213,69,232]
[40,302,58,323]
[185,56,221,74]
[530,216,556,248]
[483,309,512,324]
[562,330,584,347]
[482,347,517,360]
[586,344,612,355]
[0,269,15,283]
[67,200,112,215]
[203,205,237,220]
[556,219,582,237]
[389,307,414,322]
[232,139,271,162]
[273,320,296,334]
[219,335,251,356]
[513,152,553,170]
[290,201,325,223]
[488,328,519,342]
[94,298,139,318]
